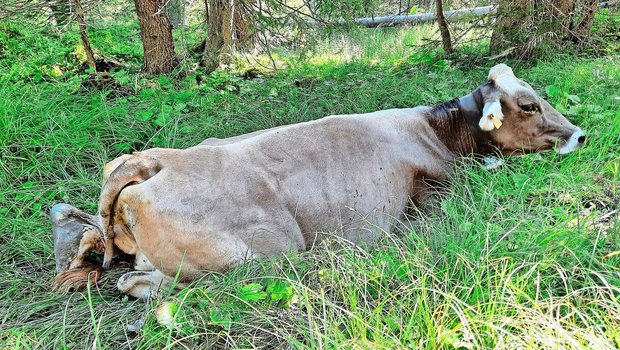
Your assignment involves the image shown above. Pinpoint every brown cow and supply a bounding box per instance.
[51,64,585,298]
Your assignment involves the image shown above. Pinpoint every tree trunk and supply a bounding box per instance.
[234,1,255,48]
[489,0,530,55]
[490,0,574,56]
[570,0,600,43]
[203,0,255,73]
[204,0,235,72]
[549,0,574,39]
[204,0,227,72]
[221,0,234,58]
[134,0,179,74]
[72,0,96,72]
[435,0,453,54]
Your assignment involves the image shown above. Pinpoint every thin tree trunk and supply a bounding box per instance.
[204,0,226,72]
[72,0,96,72]
[221,0,234,61]
[204,0,237,72]
[435,0,452,54]
[203,0,255,72]
[571,0,599,42]
[489,0,529,55]
[134,0,179,74]
[546,0,574,43]
[233,1,254,48]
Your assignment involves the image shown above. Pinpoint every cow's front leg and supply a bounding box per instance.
[117,269,185,299]
[116,251,167,298]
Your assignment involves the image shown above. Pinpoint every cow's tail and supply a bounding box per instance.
[98,153,162,268]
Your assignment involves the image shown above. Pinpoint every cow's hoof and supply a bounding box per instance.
[117,270,165,299]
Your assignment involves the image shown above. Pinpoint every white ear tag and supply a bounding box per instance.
[479,100,504,131]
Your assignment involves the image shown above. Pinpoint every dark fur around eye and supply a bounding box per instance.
[520,104,537,112]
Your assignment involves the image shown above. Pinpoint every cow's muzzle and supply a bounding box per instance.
[557,129,586,155]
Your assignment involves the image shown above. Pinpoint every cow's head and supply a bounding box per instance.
[475,64,585,155]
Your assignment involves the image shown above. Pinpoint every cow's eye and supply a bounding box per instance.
[520,104,538,113]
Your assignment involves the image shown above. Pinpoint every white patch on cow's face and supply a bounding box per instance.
[494,75,528,96]
[489,64,531,97]
[479,100,504,131]
[488,64,513,80]
[557,129,585,154]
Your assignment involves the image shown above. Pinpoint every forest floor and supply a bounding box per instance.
[1,19,620,349]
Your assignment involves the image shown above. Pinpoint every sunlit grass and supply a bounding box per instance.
[303,25,436,65]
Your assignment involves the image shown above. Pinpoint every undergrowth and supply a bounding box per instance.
[0,19,619,349]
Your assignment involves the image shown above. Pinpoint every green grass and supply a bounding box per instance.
[1,20,619,349]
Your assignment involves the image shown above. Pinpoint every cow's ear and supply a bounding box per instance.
[479,100,504,131]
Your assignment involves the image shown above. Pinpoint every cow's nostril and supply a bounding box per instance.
[577,135,586,144]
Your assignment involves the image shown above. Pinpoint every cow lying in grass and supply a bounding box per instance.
[51,64,585,298]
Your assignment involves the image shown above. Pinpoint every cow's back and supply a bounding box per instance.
[110,107,445,276]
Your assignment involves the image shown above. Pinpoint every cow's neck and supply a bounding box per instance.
[426,88,492,156]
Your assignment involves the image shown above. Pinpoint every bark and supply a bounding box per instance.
[204,0,228,72]
[435,0,453,54]
[72,0,96,72]
[550,0,574,38]
[234,1,254,48]
[221,0,234,59]
[490,0,529,55]
[134,0,179,74]
[490,0,575,56]
[203,0,255,72]
[570,0,600,42]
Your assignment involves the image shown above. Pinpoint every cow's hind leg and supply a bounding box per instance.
[117,269,184,299]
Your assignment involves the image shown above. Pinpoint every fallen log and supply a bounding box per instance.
[351,5,494,28]
[600,1,619,8]
[349,1,618,28]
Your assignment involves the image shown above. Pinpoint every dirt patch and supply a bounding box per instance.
[294,77,317,89]
[80,58,124,73]
[80,73,135,98]
[241,68,262,80]
[70,51,133,73]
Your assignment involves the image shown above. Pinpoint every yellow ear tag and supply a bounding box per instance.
[491,115,503,129]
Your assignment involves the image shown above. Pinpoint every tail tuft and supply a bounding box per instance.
[98,153,162,268]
